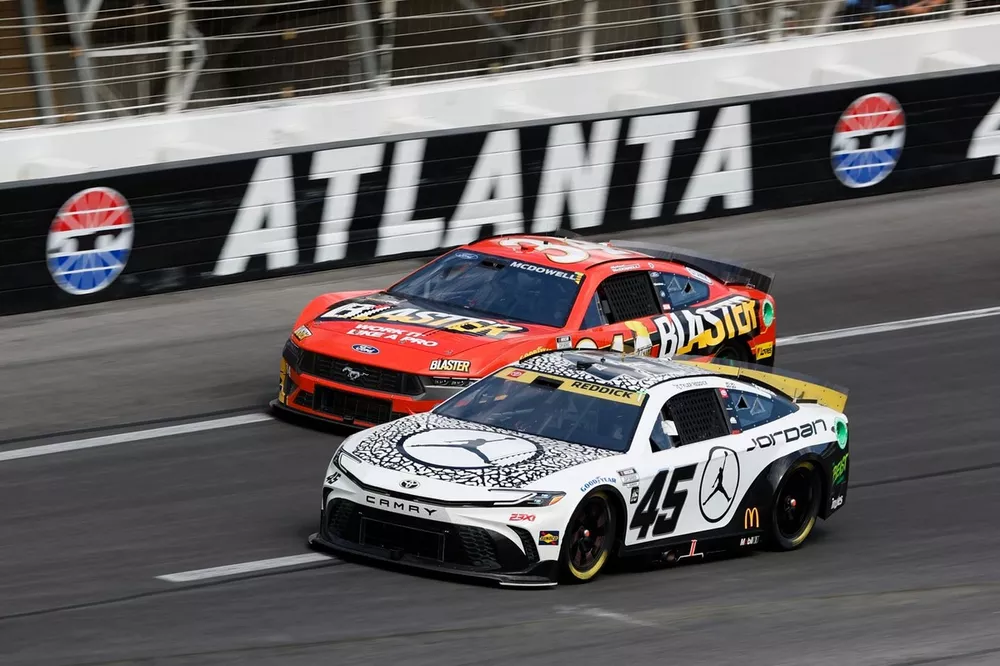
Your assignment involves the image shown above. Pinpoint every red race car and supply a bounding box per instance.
[272,235,777,428]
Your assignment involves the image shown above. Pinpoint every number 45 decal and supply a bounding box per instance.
[629,464,697,539]
[967,96,1000,175]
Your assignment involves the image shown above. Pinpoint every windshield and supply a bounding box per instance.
[435,368,645,452]
[387,250,584,328]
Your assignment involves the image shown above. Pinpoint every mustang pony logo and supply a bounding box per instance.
[342,366,368,381]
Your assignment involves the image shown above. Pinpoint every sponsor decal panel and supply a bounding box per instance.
[580,476,618,493]
[618,468,640,485]
[744,506,760,529]
[519,346,550,360]
[740,535,760,546]
[496,367,646,405]
[346,323,438,346]
[429,359,472,373]
[677,539,704,561]
[747,419,828,452]
[509,260,584,284]
[509,513,536,522]
[563,379,645,405]
[833,453,849,484]
[323,300,528,339]
[652,295,758,358]
[831,495,845,510]
[538,531,560,546]
[293,325,312,341]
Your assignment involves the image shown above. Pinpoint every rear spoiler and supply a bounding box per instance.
[606,239,774,294]
[673,355,849,412]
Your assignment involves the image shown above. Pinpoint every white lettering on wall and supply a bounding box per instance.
[443,129,526,246]
[375,139,445,257]
[626,112,698,220]
[213,156,298,276]
[677,105,753,215]
[532,119,621,233]
[312,144,384,263]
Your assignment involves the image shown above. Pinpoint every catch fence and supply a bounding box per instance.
[2,0,996,128]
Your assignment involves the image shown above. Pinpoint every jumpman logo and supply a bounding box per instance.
[702,451,733,506]
[410,436,521,464]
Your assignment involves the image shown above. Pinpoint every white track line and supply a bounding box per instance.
[777,305,1000,346]
[5,305,1000,466]
[0,413,273,463]
[156,553,337,583]
[149,304,1000,585]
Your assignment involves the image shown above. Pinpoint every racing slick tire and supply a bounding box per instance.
[713,341,752,366]
[768,460,822,551]
[559,489,617,583]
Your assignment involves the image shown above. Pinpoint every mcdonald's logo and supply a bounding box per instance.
[744,507,760,529]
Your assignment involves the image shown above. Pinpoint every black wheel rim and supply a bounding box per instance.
[777,467,817,539]
[567,496,610,573]
[715,347,742,366]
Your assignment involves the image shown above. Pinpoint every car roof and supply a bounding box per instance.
[511,349,716,392]
[465,235,650,269]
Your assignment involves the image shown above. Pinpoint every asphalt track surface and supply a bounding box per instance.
[2,181,1000,665]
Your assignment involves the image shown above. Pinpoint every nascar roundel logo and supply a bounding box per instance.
[830,93,905,189]
[46,187,134,295]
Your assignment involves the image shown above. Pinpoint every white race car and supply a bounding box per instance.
[308,349,850,587]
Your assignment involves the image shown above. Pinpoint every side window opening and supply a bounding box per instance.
[659,388,730,447]
[722,388,798,431]
[650,271,711,310]
[649,411,679,452]
[595,272,662,324]
[581,292,607,329]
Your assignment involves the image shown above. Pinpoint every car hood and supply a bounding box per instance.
[339,413,623,492]
[306,292,556,359]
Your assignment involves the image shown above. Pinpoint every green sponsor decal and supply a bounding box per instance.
[833,453,849,484]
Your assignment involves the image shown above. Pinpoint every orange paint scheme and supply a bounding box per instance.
[272,235,777,428]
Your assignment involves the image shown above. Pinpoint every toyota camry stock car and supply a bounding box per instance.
[273,235,778,428]
[308,350,850,586]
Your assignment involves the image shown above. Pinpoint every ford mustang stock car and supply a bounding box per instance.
[307,349,850,586]
[273,234,778,428]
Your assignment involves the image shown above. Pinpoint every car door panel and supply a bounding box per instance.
[623,387,761,548]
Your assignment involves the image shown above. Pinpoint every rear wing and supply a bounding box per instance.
[606,239,774,294]
[673,355,849,413]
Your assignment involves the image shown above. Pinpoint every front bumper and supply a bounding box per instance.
[310,497,559,587]
[275,342,470,428]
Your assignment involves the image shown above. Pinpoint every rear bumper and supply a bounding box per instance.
[310,497,559,587]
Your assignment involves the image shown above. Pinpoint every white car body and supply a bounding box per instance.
[309,350,850,586]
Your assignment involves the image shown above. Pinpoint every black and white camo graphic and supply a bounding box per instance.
[517,351,709,392]
[347,413,621,488]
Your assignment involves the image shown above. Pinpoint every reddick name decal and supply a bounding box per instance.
[211,105,753,276]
